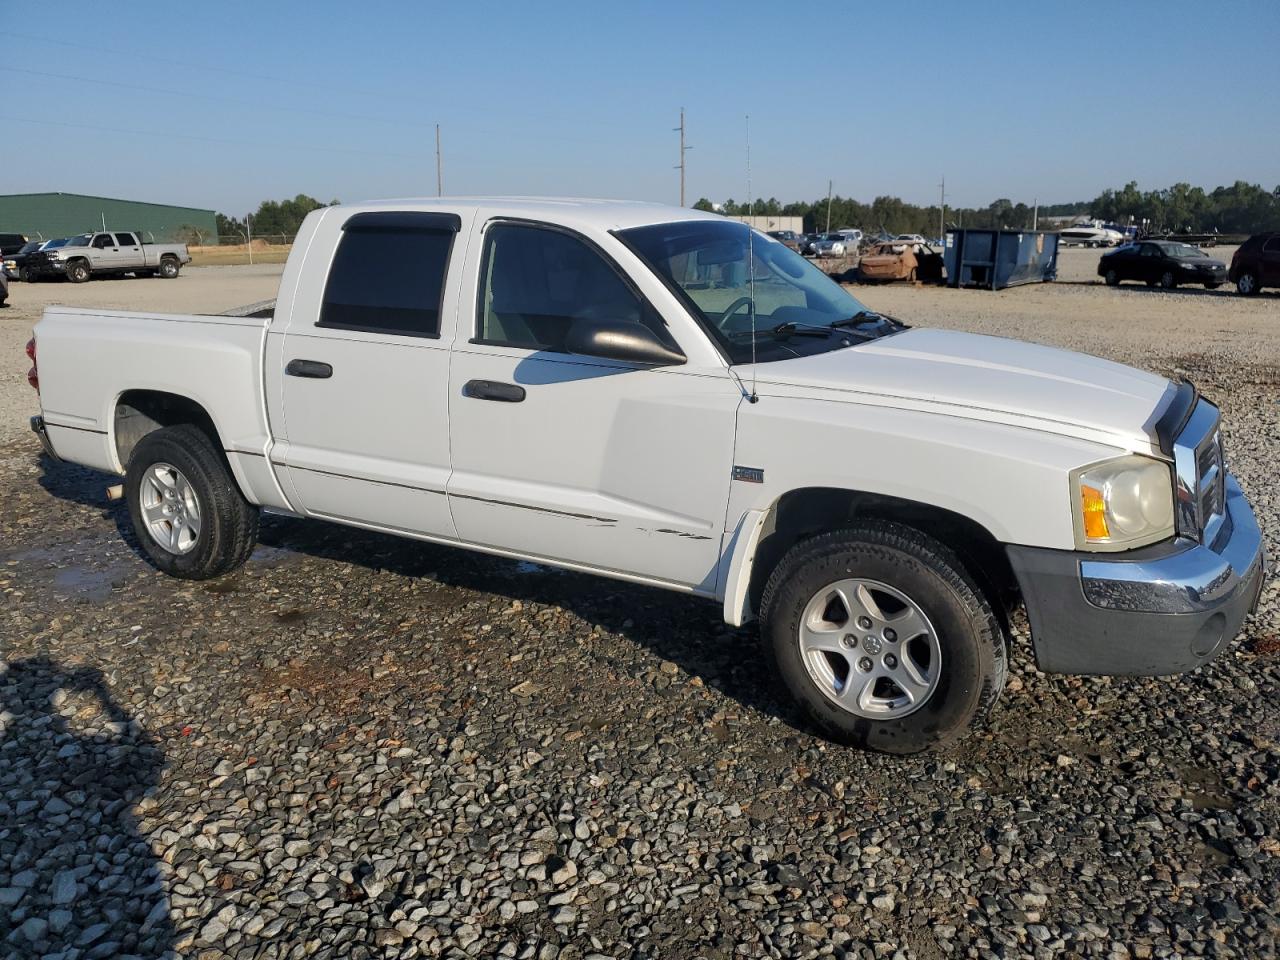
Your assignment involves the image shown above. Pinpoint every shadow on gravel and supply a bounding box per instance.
[254,514,805,729]
[0,657,173,958]
[32,452,803,733]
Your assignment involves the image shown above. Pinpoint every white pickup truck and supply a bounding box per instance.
[26,198,1264,753]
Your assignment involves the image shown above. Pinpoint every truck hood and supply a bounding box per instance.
[754,328,1173,449]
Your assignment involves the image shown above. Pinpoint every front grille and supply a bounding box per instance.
[1172,400,1226,542]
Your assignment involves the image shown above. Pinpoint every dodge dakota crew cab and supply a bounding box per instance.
[27,199,1265,753]
[27,231,190,282]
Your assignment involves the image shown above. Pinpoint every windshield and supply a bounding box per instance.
[617,220,896,364]
[1162,243,1204,259]
[44,238,69,249]
[64,236,90,247]
[17,242,40,254]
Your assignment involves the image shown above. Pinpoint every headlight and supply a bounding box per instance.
[1071,455,1175,551]
[1179,262,1200,271]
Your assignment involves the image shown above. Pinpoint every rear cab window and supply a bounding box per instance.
[114,233,138,246]
[319,212,460,338]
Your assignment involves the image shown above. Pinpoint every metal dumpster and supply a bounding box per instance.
[943,229,1058,290]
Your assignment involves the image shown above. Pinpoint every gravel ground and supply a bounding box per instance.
[2,250,1278,959]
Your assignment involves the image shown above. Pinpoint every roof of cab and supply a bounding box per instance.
[337,196,725,232]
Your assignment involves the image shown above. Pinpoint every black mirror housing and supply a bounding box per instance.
[564,319,686,367]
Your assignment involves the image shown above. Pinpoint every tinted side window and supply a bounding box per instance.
[478,223,664,352]
[93,235,114,248]
[1263,237,1280,253]
[114,233,138,246]
[319,222,454,337]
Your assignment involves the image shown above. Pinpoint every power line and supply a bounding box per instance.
[0,114,421,161]
[0,30,423,104]
[0,66,408,128]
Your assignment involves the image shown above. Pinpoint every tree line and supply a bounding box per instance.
[215,195,337,243]
[693,195,1083,236]
[1088,181,1280,234]
[693,179,1280,236]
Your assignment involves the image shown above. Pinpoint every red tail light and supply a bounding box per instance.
[26,336,38,392]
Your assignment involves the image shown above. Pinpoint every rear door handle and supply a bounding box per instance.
[463,379,525,402]
[286,359,333,379]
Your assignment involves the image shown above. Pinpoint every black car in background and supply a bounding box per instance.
[1229,232,1280,295]
[0,232,29,257]
[4,240,45,281]
[1098,240,1227,290]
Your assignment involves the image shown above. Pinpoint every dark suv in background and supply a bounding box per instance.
[1230,232,1280,295]
[0,232,29,257]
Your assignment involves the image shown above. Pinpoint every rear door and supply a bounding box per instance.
[273,209,466,539]
[112,233,145,269]
[445,218,740,591]
[1262,236,1280,285]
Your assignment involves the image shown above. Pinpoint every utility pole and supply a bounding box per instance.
[1032,197,1039,231]
[245,213,254,266]
[673,108,690,206]
[435,124,443,197]
[825,179,833,233]
[939,175,945,241]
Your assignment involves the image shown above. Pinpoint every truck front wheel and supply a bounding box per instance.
[759,522,1006,754]
[66,260,91,283]
[124,424,259,580]
[158,257,180,279]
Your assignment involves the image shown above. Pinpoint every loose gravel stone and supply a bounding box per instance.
[1,257,1278,958]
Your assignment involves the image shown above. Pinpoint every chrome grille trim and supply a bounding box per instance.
[1172,399,1224,543]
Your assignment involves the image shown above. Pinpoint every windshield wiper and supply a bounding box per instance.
[771,321,833,338]
[729,321,831,340]
[830,310,908,332]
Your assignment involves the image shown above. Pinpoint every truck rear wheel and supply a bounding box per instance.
[124,424,259,580]
[158,257,180,279]
[759,522,1006,754]
[66,260,91,283]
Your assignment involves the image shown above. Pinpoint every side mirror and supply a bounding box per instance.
[564,319,686,367]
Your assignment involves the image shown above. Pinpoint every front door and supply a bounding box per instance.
[275,210,464,539]
[91,232,126,271]
[446,219,740,592]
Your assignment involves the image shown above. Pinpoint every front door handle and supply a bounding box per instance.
[286,359,333,379]
[463,379,525,402]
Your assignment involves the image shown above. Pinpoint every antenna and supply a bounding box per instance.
[746,114,758,404]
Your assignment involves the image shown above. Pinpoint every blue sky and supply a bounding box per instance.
[3,1,1278,215]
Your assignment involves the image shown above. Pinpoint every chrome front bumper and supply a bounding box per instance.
[1007,475,1265,676]
[1080,476,1262,615]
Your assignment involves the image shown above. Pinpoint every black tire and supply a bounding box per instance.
[66,260,91,283]
[16,266,28,282]
[1236,271,1259,296]
[760,522,1006,754]
[158,257,180,279]
[124,424,259,580]
[1104,269,1119,286]
[1159,270,1177,289]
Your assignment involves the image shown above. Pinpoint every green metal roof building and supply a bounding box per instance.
[0,192,217,244]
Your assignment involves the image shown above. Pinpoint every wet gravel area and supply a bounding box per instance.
[2,260,1279,959]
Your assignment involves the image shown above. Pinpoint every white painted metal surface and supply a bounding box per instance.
[32,197,1184,623]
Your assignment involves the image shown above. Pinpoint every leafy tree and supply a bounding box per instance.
[692,198,716,212]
